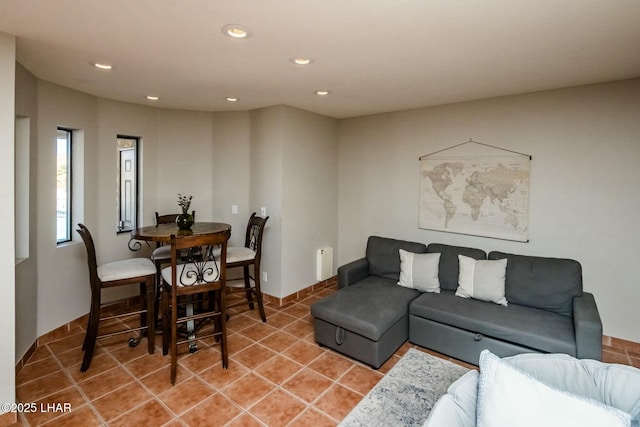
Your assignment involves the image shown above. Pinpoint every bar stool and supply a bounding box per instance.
[225,213,269,322]
[77,223,156,372]
[161,229,230,384]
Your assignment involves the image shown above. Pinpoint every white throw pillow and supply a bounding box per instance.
[455,255,507,306]
[477,350,632,427]
[398,249,441,293]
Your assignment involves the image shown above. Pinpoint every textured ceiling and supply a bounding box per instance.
[1,0,639,118]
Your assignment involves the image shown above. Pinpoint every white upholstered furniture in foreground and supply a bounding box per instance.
[425,350,640,427]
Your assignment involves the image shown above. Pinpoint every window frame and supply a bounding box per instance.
[56,127,73,244]
[116,135,139,233]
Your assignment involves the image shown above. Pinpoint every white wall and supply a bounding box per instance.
[97,99,159,264]
[36,82,97,335]
[249,106,339,298]
[156,109,215,221]
[338,79,640,342]
[0,31,16,413]
[97,98,159,227]
[281,107,338,296]
[250,107,284,298]
[14,64,38,364]
[212,111,252,247]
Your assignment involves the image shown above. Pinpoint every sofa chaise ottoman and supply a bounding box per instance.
[310,236,425,368]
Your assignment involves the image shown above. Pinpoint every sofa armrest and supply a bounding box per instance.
[424,370,478,427]
[573,292,603,360]
[337,258,369,288]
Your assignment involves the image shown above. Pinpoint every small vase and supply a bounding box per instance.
[176,212,194,230]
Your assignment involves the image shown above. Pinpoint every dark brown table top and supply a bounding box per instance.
[130,222,231,243]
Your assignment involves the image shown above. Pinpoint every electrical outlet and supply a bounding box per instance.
[260,207,267,216]
[262,272,268,282]
[231,204,238,214]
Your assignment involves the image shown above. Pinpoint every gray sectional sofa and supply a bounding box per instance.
[310,236,602,368]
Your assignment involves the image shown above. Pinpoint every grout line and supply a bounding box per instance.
[41,344,106,427]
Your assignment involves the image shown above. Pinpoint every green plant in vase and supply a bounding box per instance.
[176,194,194,230]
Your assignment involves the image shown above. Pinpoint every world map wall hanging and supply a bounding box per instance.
[419,140,531,242]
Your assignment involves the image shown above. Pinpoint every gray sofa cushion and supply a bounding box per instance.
[427,243,487,291]
[489,251,582,317]
[311,275,421,341]
[410,291,576,355]
[367,236,427,280]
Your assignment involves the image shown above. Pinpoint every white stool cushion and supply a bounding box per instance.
[152,245,171,260]
[161,259,222,287]
[98,258,156,282]
[226,247,256,263]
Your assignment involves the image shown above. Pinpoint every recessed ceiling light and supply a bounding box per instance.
[314,90,331,96]
[291,57,313,65]
[146,95,159,101]
[225,97,238,102]
[91,61,113,70]
[221,24,252,39]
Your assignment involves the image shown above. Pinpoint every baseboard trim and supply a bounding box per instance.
[603,334,640,354]
[262,275,338,307]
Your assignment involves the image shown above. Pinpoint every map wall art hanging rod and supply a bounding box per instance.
[419,139,532,160]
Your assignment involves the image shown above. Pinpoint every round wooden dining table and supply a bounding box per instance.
[130,221,231,245]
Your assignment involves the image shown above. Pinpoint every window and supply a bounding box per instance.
[117,136,139,232]
[56,128,72,243]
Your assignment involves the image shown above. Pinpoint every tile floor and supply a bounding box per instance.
[7,283,639,427]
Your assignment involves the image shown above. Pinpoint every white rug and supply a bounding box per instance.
[340,348,470,427]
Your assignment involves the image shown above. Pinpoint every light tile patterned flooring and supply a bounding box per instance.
[7,283,639,427]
